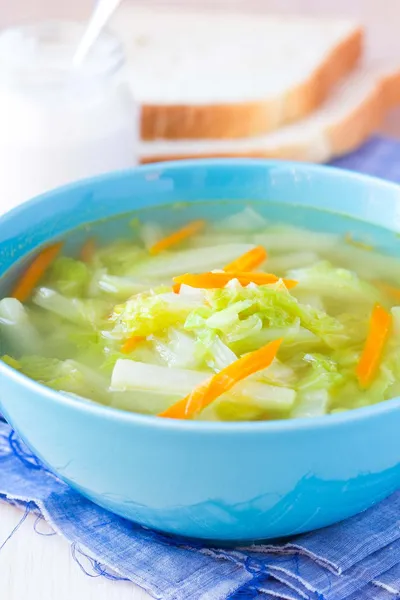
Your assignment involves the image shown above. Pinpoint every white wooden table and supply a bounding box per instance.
[1,0,400,598]
[0,503,151,599]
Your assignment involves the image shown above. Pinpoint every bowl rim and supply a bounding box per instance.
[1,157,399,226]
[1,157,400,434]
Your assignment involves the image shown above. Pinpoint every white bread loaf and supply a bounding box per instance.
[110,8,362,140]
[139,65,400,163]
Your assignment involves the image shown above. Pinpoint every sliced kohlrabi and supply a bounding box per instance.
[111,360,209,394]
[126,244,255,278]
[111,360,296,411]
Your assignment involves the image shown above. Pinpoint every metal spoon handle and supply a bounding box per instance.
[73,0,122,67]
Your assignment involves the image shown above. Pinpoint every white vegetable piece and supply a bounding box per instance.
[111,360,296,410]
[291,389,329,418]
[127,244,255,278]
[0,297,42,356]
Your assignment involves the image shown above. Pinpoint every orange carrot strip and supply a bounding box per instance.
[11,242,63,303]
[173,246,268,293]
[224,246,267,272]
[356,304,392,389]
[121,335,146,354]
[173,272,297,290]
[149,220,206,255]
[374,281,400,303]
[159,338,283,419]
[80,238,96,263]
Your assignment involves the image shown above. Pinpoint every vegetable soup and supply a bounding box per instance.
[1,204,400,421]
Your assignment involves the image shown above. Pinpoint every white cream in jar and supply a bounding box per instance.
[0,21,138,212]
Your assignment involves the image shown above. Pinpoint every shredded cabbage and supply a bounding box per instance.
[11,355,110,403]
[186,285,347,350]
[288,261,382,307]
[46,257,91,297]
[3,207,400,421]
[110,291,201,337]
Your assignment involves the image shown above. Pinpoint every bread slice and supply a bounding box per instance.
[139,65,400,164]
[110,8,362,140]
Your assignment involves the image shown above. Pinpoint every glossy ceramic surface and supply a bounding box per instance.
[0,160,399,541]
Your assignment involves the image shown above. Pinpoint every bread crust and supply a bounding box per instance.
[141,27,363,141]
[140,64,400,164]
[327,81,383,156]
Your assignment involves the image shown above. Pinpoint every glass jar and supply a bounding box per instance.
[0,21,138,212]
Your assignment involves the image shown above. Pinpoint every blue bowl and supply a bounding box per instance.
[0,159,400,542]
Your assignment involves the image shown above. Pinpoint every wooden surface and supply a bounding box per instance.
[0,503,150,599]
[0,1,400,598]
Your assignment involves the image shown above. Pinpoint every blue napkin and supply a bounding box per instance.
[1,135,400,600]
[332,135,400,182]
